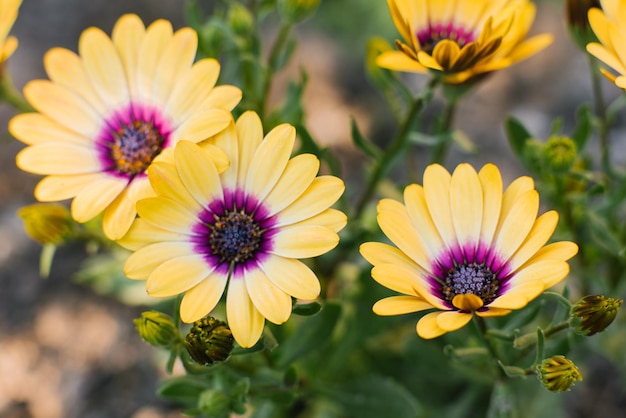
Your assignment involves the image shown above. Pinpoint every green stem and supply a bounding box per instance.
[589,55,611,177]
[353,77,438,220]
[259,22,294,119]
[0,72,33,113]
[431,98,458,165]
[472,316,502,368]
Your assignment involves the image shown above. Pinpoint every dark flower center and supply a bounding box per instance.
[442,262,499,305]
[208,209,263,265]
[110,120,165,175]
[417,23,475,54]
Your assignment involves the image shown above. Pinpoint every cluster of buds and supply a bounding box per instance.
[185,316,235,366]
[537,356,583,392]
[571,295,623,336]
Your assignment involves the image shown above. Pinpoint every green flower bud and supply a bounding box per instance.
[565,0,600,50]
[134,311,180,348]
[543,135,577,172]
[185,317,234,366]
[278,0,321,23]
[198,389,231,418]
[522,138,545,173]
[537,356,583,392]
[571,295,622,336]
[17,203,73,245]
[228,3,254,38]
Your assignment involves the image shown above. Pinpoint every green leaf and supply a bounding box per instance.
[549,117,563,136]
[157,376,210,405]
[505,116,533,158]
[486,381,517,418]
[320,376,422,418]
[497,361,528,378]
[292,301,322,316]
[406,131,448,146]
[351,117,381,159]
[571,104,592,151]
[586,210,623,256]
[275,302,342,368]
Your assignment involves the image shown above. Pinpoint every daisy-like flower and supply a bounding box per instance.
[119,111,346,348]
[10,14,242,239]
[586,0,626,88]
[0,0,20,67]
[377,0,553,84]
[360,163,578,339]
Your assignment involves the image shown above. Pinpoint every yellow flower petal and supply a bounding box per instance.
[507,211,558,274]
[423,164,457,250]
[43,47,108,115]
[146,254,210,297]
[166,58,220,122]
[70,175,128,222]
[403,184,445,261]
[245,268,292,325]
[148,161,202,212]
[227,278,265,348]
[23,80,101,138]
[373,295,434,316]
[259,256,321,301]
[476,308,512,318]
[17,143,101,175]
[137,19,173,101]
[436,310,473,332]
[478,163,503,244]
[111,14,145,99]
[136,196,198,233]
[452,294,484,311]
[492,190,539,262]
[360,242,419,272]
[103,177,155,240]
[263,154,320,215]
[153,27,197,105]
[201,85,243,112]
[416,312,447,339]
[376,50,428,72]
[450,164,482,251]
[180,273,228,323]
[174,141,224,208]
[171,108,232,143]
[79,26,129,107]
[117,218,189,251]
[236,111,263,185]
[274,176,344,227]
[124,241,194,280]
[10,113,90,146]
[287,208,347,233]
[34,173,101,201]
[271,225,339,258]
[245,124,296,200]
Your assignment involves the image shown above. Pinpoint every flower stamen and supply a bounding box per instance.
[208,209,263,264]
[110,119,165,175]
[443,262,499,309]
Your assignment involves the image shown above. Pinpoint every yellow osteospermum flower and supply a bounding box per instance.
[586,0,626,88]
[0,0,20,65]
[377,0,553,84]
[360,163,577,339]
[119,111,346,348]
[11,14,242,240]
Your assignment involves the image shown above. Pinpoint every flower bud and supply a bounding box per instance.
[543,135,577,172]
[278,0,321,23]
[17,203,73,245]
[134,311,180,348]
[565,0,601,50]
[228,3,254,38]
[537,356,583,392]
[197,389,231,418]
[185,317,234,366]
[571,295,622,336]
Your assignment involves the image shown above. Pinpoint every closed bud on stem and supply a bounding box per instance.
[185,317,234,366]
[228,3,254,38]
[17,203,74,245]
[565,0,601,50]
[537,356,583,392]
[571,295,622,336]
[134,311,180,349]
[198,389,230,418]
[543,135,577,172]
[278,0,321,23]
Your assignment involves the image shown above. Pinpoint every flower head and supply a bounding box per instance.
[586,0,626,89]
[361,163,578,339]
[17,203,73,245]
[134,310,181,349]
[377,0,553,84]
[537,356,583,392]
[185,317,235,365]
[120,111,346,347]
[0,0,21,66]
[571,294,622,336]
[11,14,242,240]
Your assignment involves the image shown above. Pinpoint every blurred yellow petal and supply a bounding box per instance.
[125,241,194,280]
[180,274,228,323]
[271,225,339,258]
[373,296,433,315]
[259,256,320,300]
[436,311,473,331]
[146,254,210,297]
[70,175,128,222]
[416,312,447,339]
[17,143,100,175]
[245,268,292,325]
[227,278,265,348]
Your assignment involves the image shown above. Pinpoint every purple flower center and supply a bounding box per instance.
[192,189,278,277]
[97,104,172,179]
[208,209,263,264]
[417,22,476,53]
[443,262,499,305]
